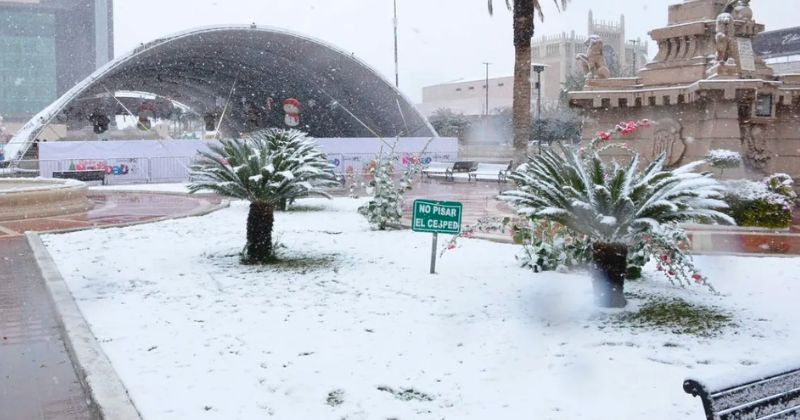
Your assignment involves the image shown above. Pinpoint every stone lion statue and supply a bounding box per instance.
[576,35,610,80]
[715,12,735,63]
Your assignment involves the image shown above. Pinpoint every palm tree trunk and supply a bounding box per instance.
[512,1,535,165]
[245,201,274,264]
[590,242,628,308]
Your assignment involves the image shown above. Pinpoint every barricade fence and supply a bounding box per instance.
[8,150,459,186]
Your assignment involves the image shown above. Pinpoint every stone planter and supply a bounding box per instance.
[590,242,629,308]
[0,179,93,221]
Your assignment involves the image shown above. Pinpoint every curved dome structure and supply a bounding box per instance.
[4,25,435,162]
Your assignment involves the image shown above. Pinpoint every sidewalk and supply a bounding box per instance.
[0,190,226,420]
[0,237,95,419]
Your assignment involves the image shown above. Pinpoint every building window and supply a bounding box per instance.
[468,86,475,90]
[456,88,462,91]
[498,83,505,87]
[0,9,57,116]
[756,94,773,117]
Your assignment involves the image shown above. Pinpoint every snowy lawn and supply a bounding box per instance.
[43,198,800,419]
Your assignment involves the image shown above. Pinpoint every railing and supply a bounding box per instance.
[2,151,459,186]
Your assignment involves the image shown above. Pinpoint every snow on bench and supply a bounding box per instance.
[468,161,513,183]
[447,161,478,182]
[683,362,800,420]
[421,162,453,179]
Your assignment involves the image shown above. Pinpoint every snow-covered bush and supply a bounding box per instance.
[501,120,732,305]
[358,158,404,230]
[765,173,797,200]
[705,149,742,174]
[189,129,336,263]
[723,175,796,229]
[516,220,590,273]
[358,141,429,230]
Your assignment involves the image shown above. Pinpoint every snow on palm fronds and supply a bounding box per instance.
[188,129,337,204]
[500,145,734,244]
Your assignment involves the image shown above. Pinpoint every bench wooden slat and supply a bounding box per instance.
[758,405,800,420]
[719,386,800,420]
[685,367,800,420]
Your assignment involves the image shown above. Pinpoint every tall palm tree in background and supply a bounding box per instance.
[488,0,569,164]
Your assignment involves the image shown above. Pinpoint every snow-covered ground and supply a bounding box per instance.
[43,198,800,419]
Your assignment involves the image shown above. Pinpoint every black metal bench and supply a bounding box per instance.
[446,161,478,182]
[684,365,800,419]
[52,170,106,185]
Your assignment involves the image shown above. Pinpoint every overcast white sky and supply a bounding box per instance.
[114,0,794,103]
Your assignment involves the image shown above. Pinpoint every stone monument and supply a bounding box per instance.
[576,35,611,80]
[569,0,800,178]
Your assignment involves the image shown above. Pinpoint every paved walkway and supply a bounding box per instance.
[0,191,223,419]
[0,237,95,419]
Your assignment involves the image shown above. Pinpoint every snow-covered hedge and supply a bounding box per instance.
[722,175,796,229]
[705,149,742,172]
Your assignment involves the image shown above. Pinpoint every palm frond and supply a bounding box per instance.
[189,129,337,205]
[500,144,733,244]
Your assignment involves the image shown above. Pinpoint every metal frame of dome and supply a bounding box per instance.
[3,24,436,162]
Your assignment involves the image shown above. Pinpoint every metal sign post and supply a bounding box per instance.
[412,199,463,275]
[430,232,438,274]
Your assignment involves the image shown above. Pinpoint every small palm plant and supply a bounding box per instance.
[189,129,336,264]
[501,122,734,307]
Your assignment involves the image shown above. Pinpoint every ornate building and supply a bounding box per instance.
[533,12,649,109]
[570,0,800,180]
[419,12,649,119]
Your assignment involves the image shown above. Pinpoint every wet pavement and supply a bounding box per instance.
[402,178,515,228]
[0,192,223,238]
[0,238,95,420]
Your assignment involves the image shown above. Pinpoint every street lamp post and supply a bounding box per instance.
[628,39,639,77]
[533,64,545,154]
[483,62,491,141]
[393,0,399,88]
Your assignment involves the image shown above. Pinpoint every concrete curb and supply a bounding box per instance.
[26,232,143,420]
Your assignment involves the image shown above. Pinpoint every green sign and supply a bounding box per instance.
[412,200,463,235]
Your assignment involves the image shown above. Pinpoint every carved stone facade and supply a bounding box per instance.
[570,0,800,181]
[651,119,687,167]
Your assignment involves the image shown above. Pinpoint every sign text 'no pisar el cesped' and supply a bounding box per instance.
[412,200,463,274]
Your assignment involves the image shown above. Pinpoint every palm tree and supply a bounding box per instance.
[189,129,336,264]
[488,0,569,164]
[501,144,733,307]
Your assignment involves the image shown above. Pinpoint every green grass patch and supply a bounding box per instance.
[615,296,736,337]
[206,246,338,274]
[259,255,337,272]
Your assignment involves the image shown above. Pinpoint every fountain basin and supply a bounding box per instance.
[0,179,93,221]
